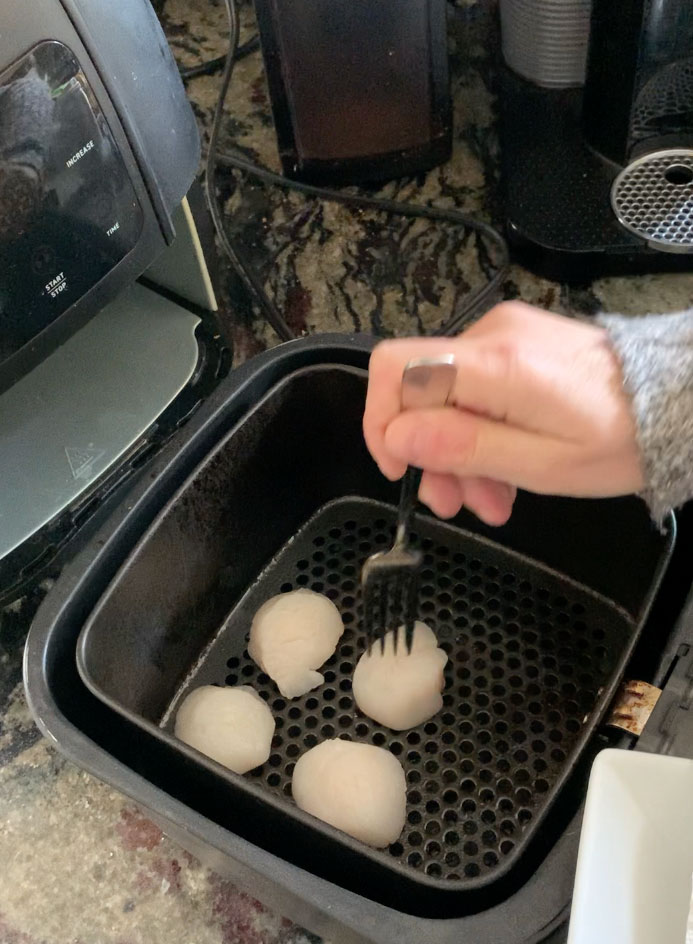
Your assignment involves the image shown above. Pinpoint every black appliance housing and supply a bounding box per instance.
[24,335,693,944]
[254,0,452,185]
[501,0,693,280]
[0,0,200,392]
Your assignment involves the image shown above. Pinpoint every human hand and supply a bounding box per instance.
[363,301,644,526]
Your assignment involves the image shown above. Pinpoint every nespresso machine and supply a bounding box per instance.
[500,0,693,279]
[0,0,226,601]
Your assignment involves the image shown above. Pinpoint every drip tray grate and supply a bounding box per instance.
[162,496,634,889]
[611,148,693,252]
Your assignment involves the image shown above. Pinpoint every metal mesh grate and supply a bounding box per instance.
[632,61,693,136]
[611,149,693,252]
[164,497,633,889]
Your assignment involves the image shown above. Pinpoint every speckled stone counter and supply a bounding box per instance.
[2,1,693,942]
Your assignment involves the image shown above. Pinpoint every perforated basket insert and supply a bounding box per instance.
[162,496,635,890]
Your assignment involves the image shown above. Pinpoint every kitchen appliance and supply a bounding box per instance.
[253,0,452,185]
[23,334,693,943]
[75,438,670,915]
[0,0,227,601]
[499,0,693,280]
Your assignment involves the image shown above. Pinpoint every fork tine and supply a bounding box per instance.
[391,578,400,655]
[379,579,388,654]
[363,578,375,655]
[376,579,390,654]
[396,576,409,654]
[404,576,418,654]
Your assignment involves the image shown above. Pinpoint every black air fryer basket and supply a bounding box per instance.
[25,336,676,942]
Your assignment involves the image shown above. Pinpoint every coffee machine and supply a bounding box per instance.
[0,0,225,602]
[499,0,693,280]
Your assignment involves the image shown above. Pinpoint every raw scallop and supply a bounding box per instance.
[174,684,274,774]
[352,621,448,730]
[292,738,406,847]
[248,588,344,698]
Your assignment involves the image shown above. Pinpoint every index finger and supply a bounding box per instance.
[364,337,465,480]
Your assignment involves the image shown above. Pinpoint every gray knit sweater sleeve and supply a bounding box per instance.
[597,308,693,522]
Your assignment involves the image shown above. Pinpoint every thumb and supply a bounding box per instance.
[383,407,567,492]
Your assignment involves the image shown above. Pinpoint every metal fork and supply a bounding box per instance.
[362,355,458,654]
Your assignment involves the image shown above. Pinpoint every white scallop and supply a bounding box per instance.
[248,588,344,698]
[292,738,406,848]
[174,684,274,774]
[352,621,448,731]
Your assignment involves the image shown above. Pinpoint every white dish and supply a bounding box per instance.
[569,749,693,944]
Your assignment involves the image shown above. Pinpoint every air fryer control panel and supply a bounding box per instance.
[0,41,143,363]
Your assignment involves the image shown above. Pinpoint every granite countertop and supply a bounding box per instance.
[2,1,693,942]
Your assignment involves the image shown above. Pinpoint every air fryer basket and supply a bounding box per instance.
[160,498,635,891]
[75,362,673,916]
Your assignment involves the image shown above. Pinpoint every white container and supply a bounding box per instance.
[499,0,593,88]
[569,749,693,944]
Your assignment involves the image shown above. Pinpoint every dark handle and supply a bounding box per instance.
[395,356,457,546]
[396,466,423,546]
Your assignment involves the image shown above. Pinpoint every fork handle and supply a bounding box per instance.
[395,466,423,547]
[394,355,458,546]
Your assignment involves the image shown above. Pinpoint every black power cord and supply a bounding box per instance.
[179,34,260,81]
[206,0,510,342]
[206,0,294,341]
[216,151,510,337]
